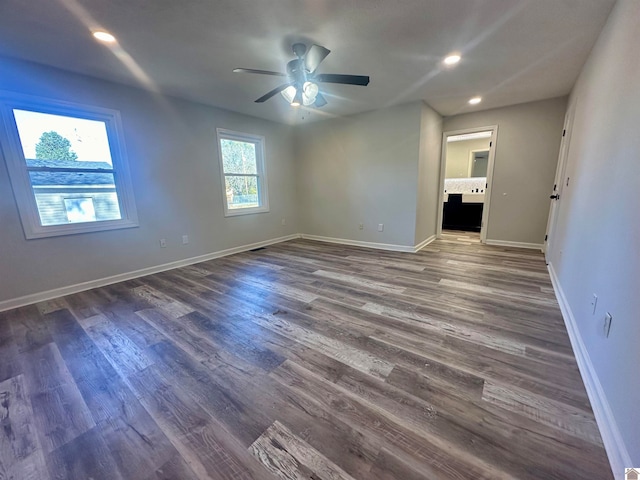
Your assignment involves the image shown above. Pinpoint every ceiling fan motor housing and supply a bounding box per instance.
[292,43,307,58]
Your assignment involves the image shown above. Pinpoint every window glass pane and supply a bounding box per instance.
[220,138,257,174]
[225,175,259,209]
[13,109,113,166]
[29,171,121,225]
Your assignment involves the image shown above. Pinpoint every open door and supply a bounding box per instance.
[544,100,576,262]
[436,126,498,243]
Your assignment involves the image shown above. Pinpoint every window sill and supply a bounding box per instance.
[24,219,139,239]
[223,206,270,217]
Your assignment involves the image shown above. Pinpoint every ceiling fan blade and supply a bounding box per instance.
[233,68,287,77]
[305,44,331,73]
[313,92,327,108]
[255,83,292,103]
[315,73,370,86]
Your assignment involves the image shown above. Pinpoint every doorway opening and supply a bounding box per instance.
[436,126,498,242]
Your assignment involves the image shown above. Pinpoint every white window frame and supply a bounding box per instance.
[216,128,269,217]
[0,92,138,239]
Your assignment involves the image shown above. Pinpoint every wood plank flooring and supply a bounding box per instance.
[0,231,612,479]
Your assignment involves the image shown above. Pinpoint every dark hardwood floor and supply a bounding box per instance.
[0,231,612,479]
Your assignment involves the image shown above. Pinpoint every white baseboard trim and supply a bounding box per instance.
[300,233,434,253]
[548,263,631,478]
[485,238,544,251]
[414,234,437,252]
[0,234,301,313]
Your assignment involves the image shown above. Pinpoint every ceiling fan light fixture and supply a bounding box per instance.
[281,85,296,103]
[302,81,319,106]
[291,89,303,107]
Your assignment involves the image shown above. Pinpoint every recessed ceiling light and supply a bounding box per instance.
[92,31,116,43]
[443,54,461,66]
[468,97,482,105]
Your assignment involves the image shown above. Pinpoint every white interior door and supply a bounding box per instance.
[544,100,576,262]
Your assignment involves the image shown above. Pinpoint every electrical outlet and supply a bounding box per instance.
[159,239,167,248]
[603,312,612,337]
[182,235,189,245]
[377,223,384,232]
[591,294,598,315]
[358,223,364,230]
[281,218,286,226]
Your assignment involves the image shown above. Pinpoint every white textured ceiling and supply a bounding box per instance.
[0,0,615,124]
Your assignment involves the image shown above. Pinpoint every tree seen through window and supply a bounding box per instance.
[35,131,78,161]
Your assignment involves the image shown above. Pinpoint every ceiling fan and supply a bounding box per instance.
[233,43,370,108]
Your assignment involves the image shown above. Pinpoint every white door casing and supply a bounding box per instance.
[436,125,498,243]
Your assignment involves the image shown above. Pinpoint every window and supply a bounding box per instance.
[216,128,269,216]
[0,93,138,238]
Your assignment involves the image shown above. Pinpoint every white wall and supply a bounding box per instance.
[548,0,640,469]
[0,57,298,304]
[445,137,491,178]
[294,102,426,247]
[443,97,566,245]
[415,103,443,245]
